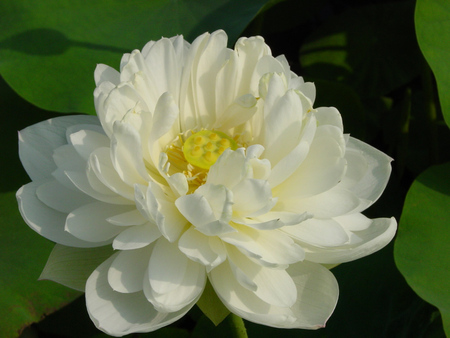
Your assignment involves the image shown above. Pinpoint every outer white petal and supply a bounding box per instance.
[86,254,195,337]
[17,182,105,248]
[144,258,206,312]
[65,202,134,243]
[67,125,109,160]
[227,246,298,308]
[283,218,350,247]
[274,124,346,200]
[108,246,153,293]
[94,64,120,86]
[341,137,393,208]
[304,217,397,264]
[209,260,338,329]
[36,179,95,213]
[18,115,99,181]
[148,239,188,295]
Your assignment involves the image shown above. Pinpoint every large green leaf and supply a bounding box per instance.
[0,191,81,337]
[300,2,422,98]
[415,0,450,128]
[0,0,268,115]
[0,75,87,336]
[395,163,450,336]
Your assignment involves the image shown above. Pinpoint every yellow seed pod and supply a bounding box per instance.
[183,130,238,169]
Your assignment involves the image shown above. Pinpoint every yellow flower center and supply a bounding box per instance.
[182,130,238,169]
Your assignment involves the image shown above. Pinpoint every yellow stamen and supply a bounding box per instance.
[183,130,237,169]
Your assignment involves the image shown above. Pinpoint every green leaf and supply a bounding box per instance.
[300,2,422,97]
[415,0,450,128]
[395,163,450,336]
[40,244,115,292]
[0,0,268,115]
[196,279,230,326]
[0,191,81,337]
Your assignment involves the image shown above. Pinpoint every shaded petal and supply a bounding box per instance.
[111,121,150,186]
[67,125,109,160]
[286,261,339,329]
[112,223,161,250]
[18,115,99,181]
[17,182,103,248]
[209,259,338,329]
[175,190,235,236]
[89,147,134,200]
[148,239,188,294]
[144,258,206,313]
[178,227,226,271]
[65,202,134,243]
[283,218,350,247]
[304,217,397,264]
[36,179,95,213]
[108,246,153,293]
[86,254,194,336]
[227,246,297,308]
[341,137,393,208]
[220,226,304,267]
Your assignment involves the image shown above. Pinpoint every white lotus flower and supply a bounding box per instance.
[17,30,396,336]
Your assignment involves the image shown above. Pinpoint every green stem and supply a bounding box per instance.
[227,313,248,338]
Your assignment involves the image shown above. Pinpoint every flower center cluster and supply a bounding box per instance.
[165,130,238,193]
[182,130,238,169]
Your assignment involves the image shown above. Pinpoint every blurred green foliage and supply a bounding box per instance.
[1,0,449,337]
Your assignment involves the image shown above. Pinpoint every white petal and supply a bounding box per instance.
[111,121,150,186]
[333,213,373,231]
[315,107,343,130]
[144,259,206,312]
[94,64,120,86]
[108,246,152,293]
[209,259,339,329]
[304,217,397,264]
[107,209,147,226]
[221,226,304,267]
[286,261,339,329]
[18,115,99,181]
[86,254,194,336]
[178,227,226,271]
[232,178,273,217]
[112,223,161,250]
[342,137,393,206]
[283,218,350,247]
[67,125,109,160]
[17,182,103,248]
[207,148,248,189]
[148,239,188,294]
[209,260,296,327]
[275,124,346,200]
[89,147,135,200]
[136,183,188,242]
[36,179,95,213]
[65,202,134,243]
[279,186,363,218]
[227,246,298,308]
